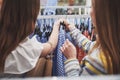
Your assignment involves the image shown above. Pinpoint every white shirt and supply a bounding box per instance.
[4,36,43,74]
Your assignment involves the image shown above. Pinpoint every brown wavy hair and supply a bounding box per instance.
[0,0,40,72]
[92,0,120,74]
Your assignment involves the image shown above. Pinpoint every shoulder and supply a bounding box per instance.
[20,36,43,50]
[4,36,43,74]
[82,48,107,75]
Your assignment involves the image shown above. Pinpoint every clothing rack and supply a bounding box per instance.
[40,6,91,16]
[38,15,90,19]
[40,6,91,9]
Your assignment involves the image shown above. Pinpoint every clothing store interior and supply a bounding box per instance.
[0,0,120,79]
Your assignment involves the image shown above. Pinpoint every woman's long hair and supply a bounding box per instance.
[92,0,120,74]
[0,0,40,72]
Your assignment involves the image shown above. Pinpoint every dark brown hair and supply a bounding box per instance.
[0,0,40,72]
[92,0,120,74]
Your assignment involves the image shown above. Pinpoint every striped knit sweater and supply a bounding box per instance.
[64,28,108,76]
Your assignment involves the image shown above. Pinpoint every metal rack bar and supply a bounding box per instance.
[38,15,90,19]
[40,6,91,9]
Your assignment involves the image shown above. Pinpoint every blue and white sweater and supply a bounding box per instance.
[64,28,108,76]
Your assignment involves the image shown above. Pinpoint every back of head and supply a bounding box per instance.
[92,0,120,74]
[0,0,40,72]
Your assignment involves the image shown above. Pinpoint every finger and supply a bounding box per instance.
[64,44,68,49]
[59,18,64,23]
[63,19,68,23]
[62,40,68,49]
[64,40,67,47]
[60,47,64,52]
[66,39,69,43]
[66,39,71,46]
[60,45,66,53]
[62,44,66,50]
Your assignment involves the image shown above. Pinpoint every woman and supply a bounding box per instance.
[60,0,120,76]
[0,0,61,77]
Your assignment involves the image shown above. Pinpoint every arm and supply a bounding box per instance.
[60,40,106,76]
[70,28,96,53]
[60,20,105,76]
[64,55,106,76]
[63,20,95,53]
[40,20,61,57]
[60,39,81,76]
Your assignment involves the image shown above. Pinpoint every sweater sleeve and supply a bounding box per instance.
[64,49,107,76]
[64,59,81,76]
[70,28,96,53]
[64,28,107,76]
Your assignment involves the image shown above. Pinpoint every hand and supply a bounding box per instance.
[62,19,76,31]
[53,19,64,30]
[60,39,77,59]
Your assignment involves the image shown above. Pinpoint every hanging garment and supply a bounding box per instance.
[43,0,57,15]
[77,18,81,30]
[88,18,92,33]
[52,26,66,76]
[76,46,86,63]
[65,32,74,44]
[36,19,53,43]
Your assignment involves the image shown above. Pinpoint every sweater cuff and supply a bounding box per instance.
[64,58,78,64]
[64,59,80,76]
